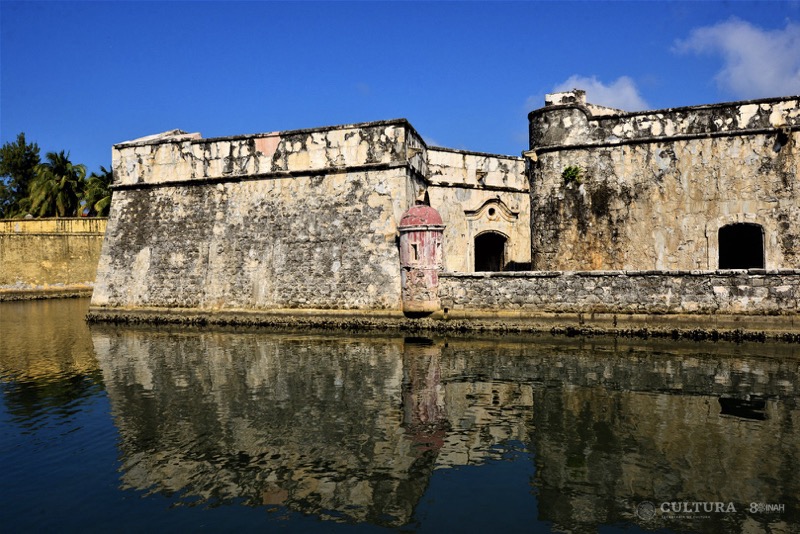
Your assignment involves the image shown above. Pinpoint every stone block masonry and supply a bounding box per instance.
[438,269,800,333]
[91,120,429,313]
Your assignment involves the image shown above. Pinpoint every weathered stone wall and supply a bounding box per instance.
[425,148,529,272]
[92,121,426,312]
[91,93,800,323]
[0,218,106,289]
[439,270,800,316]
[529,93,800,270]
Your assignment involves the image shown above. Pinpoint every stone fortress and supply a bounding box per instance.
[88,90,800,334]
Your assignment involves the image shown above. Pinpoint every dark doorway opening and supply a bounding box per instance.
[718,223,764,269]
[719,397,767,421]
[474,232,507,272]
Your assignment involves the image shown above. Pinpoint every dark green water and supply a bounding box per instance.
[1,299,799,533]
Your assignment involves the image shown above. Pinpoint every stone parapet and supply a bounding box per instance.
[530,92,800,150]
[112,119,428,188]
[439,269,800,316]
[0,217,106,235]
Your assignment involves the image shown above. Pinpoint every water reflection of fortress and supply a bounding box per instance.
[92,329,800,531]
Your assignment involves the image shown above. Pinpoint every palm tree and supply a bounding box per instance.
[28,151,86,217]
[82,166,113,216]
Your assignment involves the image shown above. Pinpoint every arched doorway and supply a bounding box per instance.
[474,232,507,272]
[718,223,764,269]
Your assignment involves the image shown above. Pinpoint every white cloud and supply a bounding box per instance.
[524,94,544,112]
[532,75,650,112]
[674,18,800,99]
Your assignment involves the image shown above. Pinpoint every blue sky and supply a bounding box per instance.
[2,1,800,174]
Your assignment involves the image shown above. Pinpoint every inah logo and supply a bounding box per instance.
[636,501,656,520]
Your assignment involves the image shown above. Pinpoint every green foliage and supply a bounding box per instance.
[0,133,41,218]
[29,151,87,217]
[0,135,113,219]
[83,166,113,216]
[561,165,584,186]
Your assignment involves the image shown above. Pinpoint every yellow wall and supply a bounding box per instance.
[0,218,107,286]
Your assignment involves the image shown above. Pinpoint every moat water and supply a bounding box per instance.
[1,299,799,533]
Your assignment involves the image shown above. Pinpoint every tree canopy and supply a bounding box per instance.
[0,133,41,218]
[0,133,113,219]
[83,166,113,217]
[29,151,87,217]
